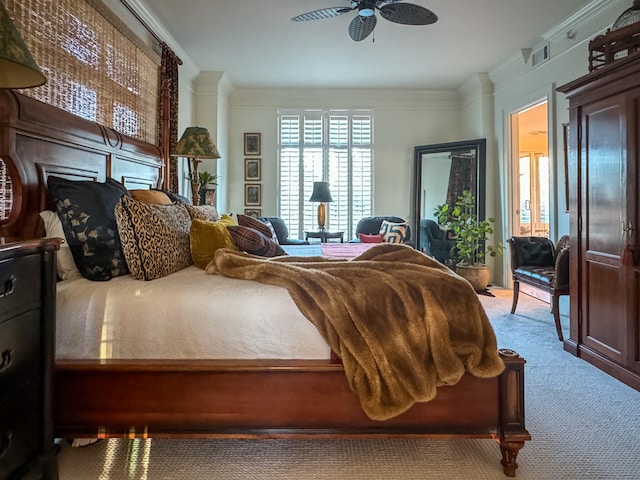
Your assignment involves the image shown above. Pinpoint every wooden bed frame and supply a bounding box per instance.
[0,90,530,477]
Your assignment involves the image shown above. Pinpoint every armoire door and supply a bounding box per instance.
[579,93,631,365]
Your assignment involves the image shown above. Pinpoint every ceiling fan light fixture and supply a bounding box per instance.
[359,8,375,17]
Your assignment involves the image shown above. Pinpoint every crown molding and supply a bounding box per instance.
[122,0,199,81]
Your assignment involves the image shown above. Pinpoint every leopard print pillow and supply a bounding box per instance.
[115,196,193,280]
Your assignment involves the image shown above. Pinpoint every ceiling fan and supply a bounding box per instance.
[291,0,438,42]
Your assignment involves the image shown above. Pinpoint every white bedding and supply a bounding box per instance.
[56,265,331,360]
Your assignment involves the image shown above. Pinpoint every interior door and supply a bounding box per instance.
[511,102,550,239]
[580,95,628,364]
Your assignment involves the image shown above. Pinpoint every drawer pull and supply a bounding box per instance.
[0,431,12,459]
[0,349,11,372]
[0,275,16,298]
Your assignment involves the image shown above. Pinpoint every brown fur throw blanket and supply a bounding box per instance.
[206,243,504,420]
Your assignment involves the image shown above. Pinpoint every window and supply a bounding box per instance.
[278,110,373,240]
[5,0,160,144]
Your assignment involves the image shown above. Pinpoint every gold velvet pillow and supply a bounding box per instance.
[190,215,238,269]
[129,189,173,205]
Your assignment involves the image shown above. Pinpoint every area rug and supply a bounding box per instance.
[56,289,640,479]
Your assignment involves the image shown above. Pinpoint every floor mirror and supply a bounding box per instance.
[413,139,486,259]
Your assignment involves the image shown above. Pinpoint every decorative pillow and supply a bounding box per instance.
[39,210,83,281]
[189,216,239,269]
[358,233,384,243]
[379,220,409,244]
[47,176,130,281]
[152,188,191,205]
[237,214,279,243]
[227,225,287,257]
[129,189,172,205]
[185,204,221,222]
[114,196,193,280]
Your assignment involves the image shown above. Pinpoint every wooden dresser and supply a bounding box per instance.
[0,238,59,480]
[558,51,640,392]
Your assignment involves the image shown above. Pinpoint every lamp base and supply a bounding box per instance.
[317,203,326,231]
[191,180,201,205]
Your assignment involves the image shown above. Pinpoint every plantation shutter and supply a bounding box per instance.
[278,109,373,240]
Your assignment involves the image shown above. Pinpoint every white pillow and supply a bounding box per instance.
[39,210,83,281]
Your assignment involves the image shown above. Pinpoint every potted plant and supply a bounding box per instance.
[196,171,219,205]
[434,190,502,291]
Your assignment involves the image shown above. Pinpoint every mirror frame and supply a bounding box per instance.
[412,138,486,253]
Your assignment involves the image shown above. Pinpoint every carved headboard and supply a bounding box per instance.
[0,90,164,238]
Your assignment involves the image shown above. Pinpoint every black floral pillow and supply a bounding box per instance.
[48,176,130,281]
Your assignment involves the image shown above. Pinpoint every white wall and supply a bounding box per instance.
[489,0,628,287]
[133,0,628,290]
[227,88,462,220]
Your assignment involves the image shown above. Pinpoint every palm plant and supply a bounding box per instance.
[197,171,219,187]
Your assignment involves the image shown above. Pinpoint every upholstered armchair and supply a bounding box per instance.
[420,219,456,265]
[507,235,570,341]
[353,216,412,245]
[258,216,309,245]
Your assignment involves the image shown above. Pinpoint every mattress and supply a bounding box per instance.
[56,265,331,360]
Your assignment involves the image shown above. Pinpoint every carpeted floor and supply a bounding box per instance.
[56,289,640,479]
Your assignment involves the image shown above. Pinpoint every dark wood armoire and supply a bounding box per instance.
[558,33,640,392]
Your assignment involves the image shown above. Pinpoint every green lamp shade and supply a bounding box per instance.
[171,127,221,159]
[0,2,46,88]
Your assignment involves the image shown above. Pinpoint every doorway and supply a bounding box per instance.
[511,101,550,238]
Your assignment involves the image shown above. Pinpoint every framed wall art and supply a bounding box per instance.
[243,208,262,218]
[245,184,262,206]
[244,133,261,155]
[245,158,261,181]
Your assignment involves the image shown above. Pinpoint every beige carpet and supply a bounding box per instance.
[56,289,640,479]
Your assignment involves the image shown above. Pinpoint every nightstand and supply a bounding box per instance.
[304,230,344,243]
[0,238,60,480]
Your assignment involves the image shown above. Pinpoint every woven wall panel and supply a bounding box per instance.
[5,0,160,145]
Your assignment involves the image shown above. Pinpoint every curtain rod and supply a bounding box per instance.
[119,0,183,65]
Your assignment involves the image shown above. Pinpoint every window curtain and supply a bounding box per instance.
[159,43,181,193]
[446,153,475,209]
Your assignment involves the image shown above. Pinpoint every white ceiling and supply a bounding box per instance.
[138,0,594,89]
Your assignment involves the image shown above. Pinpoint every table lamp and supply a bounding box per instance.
[0,2,46,88]
[309,181,333,231]
[170,127,220,205]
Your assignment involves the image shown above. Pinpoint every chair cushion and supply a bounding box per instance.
[259,216,288,243]
[514,266,555,287]
[510,237,554,267]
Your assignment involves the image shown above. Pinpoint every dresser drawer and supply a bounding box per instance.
[0,311,40,402]
[0,254,42,323]
[0,385,39,479]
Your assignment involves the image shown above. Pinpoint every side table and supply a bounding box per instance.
[304,230,344,243]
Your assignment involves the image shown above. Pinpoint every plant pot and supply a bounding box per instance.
[199,188,216,206]
[455,264,490,291]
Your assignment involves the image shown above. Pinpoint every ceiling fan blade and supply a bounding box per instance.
[379,3,438,25]
[349,14,377,41]
[291,7,353,22]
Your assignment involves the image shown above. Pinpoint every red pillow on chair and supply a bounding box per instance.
[358,233,384,243]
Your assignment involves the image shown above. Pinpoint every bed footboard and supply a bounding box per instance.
[54,350,529,476]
